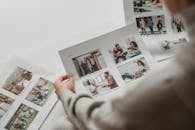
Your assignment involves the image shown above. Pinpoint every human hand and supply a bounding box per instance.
[54,75,75,97]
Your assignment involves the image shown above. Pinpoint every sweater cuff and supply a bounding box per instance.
[60,89,75,102]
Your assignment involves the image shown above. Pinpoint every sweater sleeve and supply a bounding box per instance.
[59,89,128,130]
[59,71,195,130]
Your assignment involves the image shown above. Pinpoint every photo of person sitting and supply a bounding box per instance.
[73,50,106,77]
[82,72,118,96]
[110,39,142,64]
[127,41,142,58]
[119,58,150,82]
[113,44,127,64]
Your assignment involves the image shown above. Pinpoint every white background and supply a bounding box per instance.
[0,0,125,62]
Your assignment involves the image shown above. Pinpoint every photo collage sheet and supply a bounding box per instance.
[0,58,58,130]
[59,24,155,97]
[123,0,188,61]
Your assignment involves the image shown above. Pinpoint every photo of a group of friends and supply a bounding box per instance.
[133,0,163,14]
[118,57,150,82]
[82,71,118,96]
[72,50,107,77]
[5,104,38,130]
[26,78,54,106]
[0,94,14,121]
[3,67,32,95]
[0,66,55,129]
[171,15,185,33]
[136,15,166,35]
[109,37,142,64]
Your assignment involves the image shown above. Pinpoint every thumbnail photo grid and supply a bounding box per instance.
[0,66,56,130]
[65,34,153,97]
[124,0,186,35]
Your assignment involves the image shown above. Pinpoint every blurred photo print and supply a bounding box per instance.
[82,71,118,96]
[118,57,150,82]
[3,67,32,95]
[72,50,106,77]
[171,15,185,33]
[133,0,163,14]
[109,36,142,64]
[159,38,187,55]
[26,78,54,106]
[5,104,38,130]
[136,15,167,35]
[0,94,14,121]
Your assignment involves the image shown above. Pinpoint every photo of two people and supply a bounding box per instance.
[109,37,142,64]
[82,71,118,96]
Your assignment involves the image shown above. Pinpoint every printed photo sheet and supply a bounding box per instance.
[59,24,156,97]
[0,57,58,130]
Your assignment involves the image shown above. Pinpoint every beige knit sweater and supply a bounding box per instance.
[55,5,195,130]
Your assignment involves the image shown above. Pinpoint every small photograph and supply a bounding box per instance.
[171,15,185,33]
[82,71,118,96]
[133,0,163,14]
[160,38,187,53]
[72,50,106,77]
[25,78,54,106]
[0,93,14,121]
[109,37,142,64]
[118,57,150,82]
[3,67,32,95]
[5,104,38,130]
[136,15,167,35]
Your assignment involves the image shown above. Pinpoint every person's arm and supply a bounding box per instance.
[55,71,193,130]
[55,75,129,130]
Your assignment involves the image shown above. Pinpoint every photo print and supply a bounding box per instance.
[171,15,185,33]
[118,57,150,82]
[133,0,163,14]
[136,15,167,35]
[109,36,142,64]
[5,104,38,130]
[159,38,187,56]
[72,50,106,77]
[0,93,14,121]
[82,71,118,96]
[26,78,54,106]
[3,67,32,95]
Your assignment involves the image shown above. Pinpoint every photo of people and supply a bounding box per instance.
[82,71,118,96]
[25,78,54,106]
[3,67,32,95]
[136,15,167,35]
[109,37,142,64]
[118,57,150,82]
[133,0,163,14]
[0,93,14,121]
[5,104,38,130]
[72,50,106,77]
[171,15,185,33]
